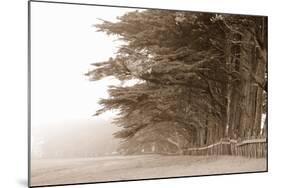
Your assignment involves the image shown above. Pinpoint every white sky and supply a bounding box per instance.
[31,3,138,128]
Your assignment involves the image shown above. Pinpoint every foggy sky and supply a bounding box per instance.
[30,2,139,156]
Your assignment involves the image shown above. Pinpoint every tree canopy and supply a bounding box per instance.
[86,9,267,155]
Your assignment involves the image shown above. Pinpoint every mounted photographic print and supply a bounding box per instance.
[28,0,268,187]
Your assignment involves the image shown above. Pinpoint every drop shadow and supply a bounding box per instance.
[17,179,28,187]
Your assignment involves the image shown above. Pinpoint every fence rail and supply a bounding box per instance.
[185,138,267,158]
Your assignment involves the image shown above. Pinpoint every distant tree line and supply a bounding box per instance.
[86,10,267,155]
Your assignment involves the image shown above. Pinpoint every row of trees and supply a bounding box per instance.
[86,10,267,154]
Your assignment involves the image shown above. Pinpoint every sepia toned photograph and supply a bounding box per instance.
[29,1,268,187]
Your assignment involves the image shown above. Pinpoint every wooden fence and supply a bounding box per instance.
[185,138,267,158]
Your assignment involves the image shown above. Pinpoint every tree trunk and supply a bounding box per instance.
[238,30,255,139]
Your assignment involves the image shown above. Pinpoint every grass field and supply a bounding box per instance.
[31,155,267,187]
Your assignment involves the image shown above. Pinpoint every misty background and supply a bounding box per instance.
[31,2,138,159]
